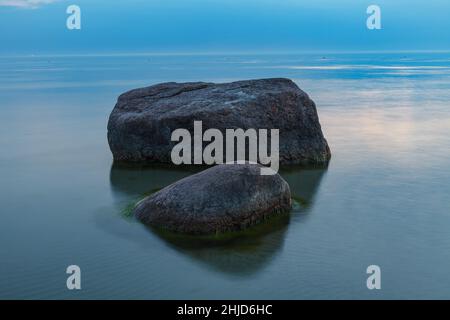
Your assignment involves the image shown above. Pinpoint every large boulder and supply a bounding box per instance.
[107,78,331,165]
[133,163,291,234]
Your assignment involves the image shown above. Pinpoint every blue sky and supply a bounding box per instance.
[1,0,449,54]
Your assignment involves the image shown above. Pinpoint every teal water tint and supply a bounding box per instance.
[1,53,450,299]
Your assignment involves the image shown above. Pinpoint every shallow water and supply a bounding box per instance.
[1,53,450,299]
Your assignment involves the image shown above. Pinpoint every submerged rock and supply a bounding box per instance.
[133,163,291,235]
[108,78,331,165]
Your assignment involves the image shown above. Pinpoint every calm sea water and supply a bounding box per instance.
[1,52,450,299]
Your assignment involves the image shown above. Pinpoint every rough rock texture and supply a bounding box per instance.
[108,78,331,165]
[133,163,292,235]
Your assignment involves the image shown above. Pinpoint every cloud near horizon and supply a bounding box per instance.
[0,0,59,9]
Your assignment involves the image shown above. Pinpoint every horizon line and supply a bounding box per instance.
[1,49,450,58]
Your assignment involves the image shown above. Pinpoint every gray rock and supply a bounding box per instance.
[107,78,331,165]
[133,163,292,234]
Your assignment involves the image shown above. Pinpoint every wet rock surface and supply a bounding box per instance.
[133,163,292,235]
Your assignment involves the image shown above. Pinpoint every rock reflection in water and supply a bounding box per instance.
[109,163,327,276]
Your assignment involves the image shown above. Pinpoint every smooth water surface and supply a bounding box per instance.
[1,53,450,299]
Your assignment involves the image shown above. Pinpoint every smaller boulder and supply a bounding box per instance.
[134,163,292,235]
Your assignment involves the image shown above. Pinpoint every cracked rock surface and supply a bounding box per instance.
[107,78,331,165]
